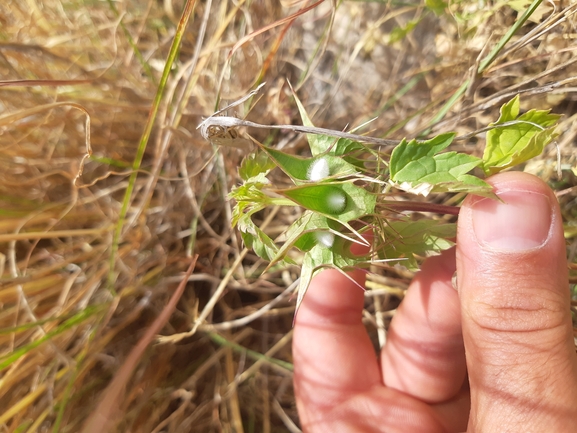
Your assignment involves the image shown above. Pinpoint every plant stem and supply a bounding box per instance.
[381,200,460,216]
[268,198,299,207]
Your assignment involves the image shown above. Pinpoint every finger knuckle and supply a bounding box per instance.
[467,271,568,337]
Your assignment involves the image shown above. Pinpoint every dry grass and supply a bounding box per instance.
[0,0,576,432]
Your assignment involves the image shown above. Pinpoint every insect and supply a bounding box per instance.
[198,83,265,150]
[198,83,401,152]
[204,123,252,150]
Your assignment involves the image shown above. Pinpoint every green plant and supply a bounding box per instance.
[200,92,559,310]
[200,91,560,310]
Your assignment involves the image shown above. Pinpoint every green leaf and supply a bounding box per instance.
[279,182,376,222]
[389,133,493,196]
[283,212,332,250]
[230,181,290,262]
[272,212,324,267]
[389,19,419,44]
[331,138,366,156]
[239,220,279,262]
[482,95,560,174]
[239,151,275,181]
[229,183,269,226]
[379,219,455,270]
[296,241,369,313]
[331,138,373,170]
[261,146,359,182]
[266,211,355,269]
[425,0,447,15]
[390,133,455,177]
[292,89,336,156]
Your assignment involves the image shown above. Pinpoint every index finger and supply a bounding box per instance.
[293,269,381,407]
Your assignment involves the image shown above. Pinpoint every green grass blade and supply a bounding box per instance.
[424,0,544,133]
[477,0,544,74]
[108,0,198,289]
[105,0,157,84]
[0,306,102,372]
[206,332,293,372]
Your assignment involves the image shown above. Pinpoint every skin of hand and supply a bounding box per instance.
[292,171,577,433]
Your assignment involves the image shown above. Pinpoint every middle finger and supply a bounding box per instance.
[380,249,467,404]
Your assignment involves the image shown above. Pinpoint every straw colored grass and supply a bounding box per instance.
[1,0,576,431]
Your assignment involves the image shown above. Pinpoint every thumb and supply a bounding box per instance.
[456,171,577,432]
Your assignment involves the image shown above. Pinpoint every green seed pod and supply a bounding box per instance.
[315,231,335,248]
[281,184,349,215]
[322,187,347,214]
[307,157,330,181]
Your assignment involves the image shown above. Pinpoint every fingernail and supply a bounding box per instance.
[472,189,552,252]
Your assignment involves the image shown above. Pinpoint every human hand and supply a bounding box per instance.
[292,171,577,432]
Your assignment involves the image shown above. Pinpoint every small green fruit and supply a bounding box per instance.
[323,187,347,214]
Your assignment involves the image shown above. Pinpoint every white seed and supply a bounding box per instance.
[315,231,335,248]
[307,157,330,181]
[324,188,347,214]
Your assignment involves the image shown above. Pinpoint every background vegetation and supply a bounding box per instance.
[0,0,576,432]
